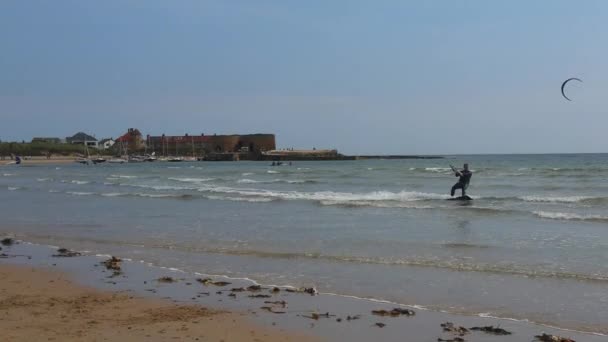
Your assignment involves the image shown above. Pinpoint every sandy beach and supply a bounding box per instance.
[1,239,602,342]
[0,263,314,342]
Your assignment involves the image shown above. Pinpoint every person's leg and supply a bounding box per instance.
[451,183,461,196]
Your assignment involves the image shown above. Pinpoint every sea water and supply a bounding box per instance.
[1,154,608,333]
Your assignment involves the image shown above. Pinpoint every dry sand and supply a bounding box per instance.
[0,264,315,342]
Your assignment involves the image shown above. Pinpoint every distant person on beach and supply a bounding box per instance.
[450,163,472,197]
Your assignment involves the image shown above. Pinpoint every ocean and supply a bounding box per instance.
[2,154,608,334]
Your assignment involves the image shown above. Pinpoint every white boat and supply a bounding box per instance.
[108,158,127,164]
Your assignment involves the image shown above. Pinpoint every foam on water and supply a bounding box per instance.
[533,211,608,223]
[168,177,215,183]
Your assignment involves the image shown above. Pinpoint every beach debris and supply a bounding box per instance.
[157,276,175,283]
[271,287,281,293]
[301,312,335,320]
[196,278,231,286]
[102,256,122,271]
[300,287,317,295]
[470,325,511,335]
[346,315,361,321]
[248,294,271,298]
[53,248,81,257]
[534,333,576,342]
[1,238,14,246]
[247,285,262,292]
[441,322,469,336]
[264,300,287,308]
[260,306,286,314]
[231,287,246,292]
[374,322,386,328]
[284,287,317,295]
[437,338,465,342]
[372,308,416,317]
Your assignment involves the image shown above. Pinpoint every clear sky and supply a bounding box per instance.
[1,1,607,154]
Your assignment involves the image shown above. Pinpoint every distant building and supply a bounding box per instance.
[66,132,98,148]
[146,133,276,156]
[32,137,62,144]
[115,128,145,153]
[99,138,115,150]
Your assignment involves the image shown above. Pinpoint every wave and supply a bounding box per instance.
[36,178,51,182]
[110,174,137,179]
[237,178,317,185]
[7,186,20,191]
[168,177,215,183]
[205,195,274,203]
[121,183,197,191]
[101,192,123,197]
[424,167,452,173]
[2,173,16,176]
[71,180,90,185]
[66,191,94,196]
[319,200,434,209]
[237,178,259,184]
[197,185,450,204]
[520,195,608,204]
[533,211,608,223]
[242,172,254,176]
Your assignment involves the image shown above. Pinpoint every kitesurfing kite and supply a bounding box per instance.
[561,78,582,101]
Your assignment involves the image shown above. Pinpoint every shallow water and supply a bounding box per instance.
[1,154,608,333]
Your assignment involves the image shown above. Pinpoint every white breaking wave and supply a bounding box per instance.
[36,178,51,182]
[425,167,451,173]
[205,195,274,203]
[237,178,259,184]
[7,186,19,191]
[67,191,94,196]
[242,172,254,176]
[168,177,215,183]
[320,200,434,209]
[110,174,137,179]
[521,195,593,203]
[2,173,16,176]
[71,180,90,185]
[121,183,196,191]
[237,178,313,184]
[101,193,123,197]
[267,170,279,174]
[533,211,608,222]
[197,185,449,203]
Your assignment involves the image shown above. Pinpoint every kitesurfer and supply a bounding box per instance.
[450,163,472,197]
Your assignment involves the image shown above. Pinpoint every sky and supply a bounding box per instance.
[1,0,608,154]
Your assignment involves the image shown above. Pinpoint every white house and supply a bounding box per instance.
[99,138,115,150]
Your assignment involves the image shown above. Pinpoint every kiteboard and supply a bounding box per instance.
[447,195,473,201]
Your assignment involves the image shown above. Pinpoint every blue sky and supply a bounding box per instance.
[1,1,607,154]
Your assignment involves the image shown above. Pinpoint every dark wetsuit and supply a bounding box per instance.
[451,170,472,196]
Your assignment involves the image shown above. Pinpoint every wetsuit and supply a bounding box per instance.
[451,169,472,197]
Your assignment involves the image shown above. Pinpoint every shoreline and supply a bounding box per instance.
[1,238,603,342]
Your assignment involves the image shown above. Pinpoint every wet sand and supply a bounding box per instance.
[0,239,604,342]
[0,264,314,341]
